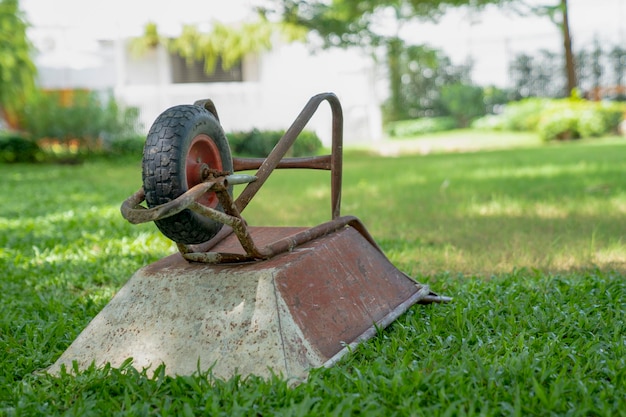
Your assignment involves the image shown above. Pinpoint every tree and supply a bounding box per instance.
[440,83,486,127]
[513,0,576,96]
[385,44,471,120]
[608,46,626,88]
[264,0,511,121]
[0,0,37,125]
[559,0,576,95]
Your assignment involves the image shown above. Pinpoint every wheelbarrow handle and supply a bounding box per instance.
[234,92,343,219]
[120,174,257,225]
[233,155,332,171]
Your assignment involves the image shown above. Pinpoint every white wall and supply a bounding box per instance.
[114,42,383,147]
[34,33,384,147]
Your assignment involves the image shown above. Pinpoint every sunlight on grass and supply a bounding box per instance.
[467,199,572,219]
[469,161,604,180]
[381,129,542,155]
[595,241,626,267]
[0,205,175,261]
[2,142,626,415]
[305,184,330,200]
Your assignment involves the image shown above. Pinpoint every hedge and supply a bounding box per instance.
[472,97,625,141]
[227,129,322,157]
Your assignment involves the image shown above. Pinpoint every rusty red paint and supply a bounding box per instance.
[121,93,345,263]
[54,93,449,380]
[271,227,420,358]
[139,225,435,363]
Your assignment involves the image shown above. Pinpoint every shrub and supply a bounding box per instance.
[440,83,486,127]
[577,108,606,138]
[537,107,580,141]
[106,134,146,158]
[577,102,624,138]
[227,129,322,157]
[474,97,625,141]
[500,98,549,131]
[0,134,44,163]
[482,85,514,114]
[386,116,457,137]
[537,99,625,141]
[470,114,507,130]
[19,89,142,155]
[228,129,280,158]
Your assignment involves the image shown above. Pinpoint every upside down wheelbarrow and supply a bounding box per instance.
[49,92,449,381]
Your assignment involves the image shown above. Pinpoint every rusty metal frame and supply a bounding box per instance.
[121,92,349,263]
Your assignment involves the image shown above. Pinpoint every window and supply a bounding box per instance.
[170,53,243,83]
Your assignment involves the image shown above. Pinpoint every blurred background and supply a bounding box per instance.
[2,0,625,159]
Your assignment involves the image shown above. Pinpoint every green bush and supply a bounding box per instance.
[440,83,486,127]
[0,134,44,163]
[578,102,624,138]
[482,85,514,114]
[574,108,605,138]
[19,89,142,155]
[227,129,322,157]
[106,134,146,158]
[537,107,580,141]
[386,116,457,137]
[500,98,548,131]
[537,99,625,141]
[473,97,625,142]
[470,114,507,130]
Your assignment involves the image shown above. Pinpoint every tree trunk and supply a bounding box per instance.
[386,37,404,122]
[561,0,577,95]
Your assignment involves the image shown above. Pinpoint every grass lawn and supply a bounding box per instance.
[1,133,625,415]
[377,129,543,156]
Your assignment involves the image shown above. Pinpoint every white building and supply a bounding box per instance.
[113,40,384,146]
[23,0,384,146]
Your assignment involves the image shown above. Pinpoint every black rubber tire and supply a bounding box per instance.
[142,104,233,244]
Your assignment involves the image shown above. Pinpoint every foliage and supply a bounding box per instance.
[130,18,299,75]
[270,0,513,49]
[227,129,322,157]
[508,41,626,100]
[508,51,563,99]
[0,0,37,119]
[469,87,516,130]
[536,105,580,141]
[482,85,514,113]
[266,0,511,123]
[386,116,457,137]
[127,21,161,56]
[388,83,511,137]
[105,134,146,159]
[470,114,503,130]
[0,133,44,163]
[382,44,472,121]
[2,138,626,414]
[168,21,273,74]
[440,83,486,127]
[18,89,142,157]
[497,98,549,131]
[472,97,625,141]
[536,99,625,141]
[506,0,576,95]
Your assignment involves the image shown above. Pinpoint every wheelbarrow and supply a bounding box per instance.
[48,92,448,381]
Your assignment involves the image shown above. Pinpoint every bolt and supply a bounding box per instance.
[200,164,211,181]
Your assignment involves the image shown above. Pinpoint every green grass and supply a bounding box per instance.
[1,134,626,415]
[379,129,543,155]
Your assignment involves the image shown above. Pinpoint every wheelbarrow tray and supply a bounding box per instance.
[49,93,449,381]
[48,224,439,381]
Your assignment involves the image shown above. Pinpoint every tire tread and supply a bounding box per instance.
[142,105,232,244]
